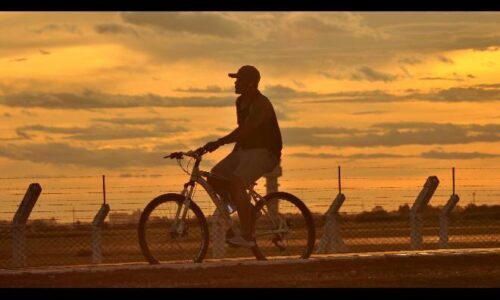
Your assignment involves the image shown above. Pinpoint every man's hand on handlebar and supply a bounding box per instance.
[164,144,214,160]
[164,152,183,159]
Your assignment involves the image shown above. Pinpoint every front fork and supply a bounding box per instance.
[170,181,195,236]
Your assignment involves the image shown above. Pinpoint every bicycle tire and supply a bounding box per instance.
[138,193,209,264]
[251,192,316,260]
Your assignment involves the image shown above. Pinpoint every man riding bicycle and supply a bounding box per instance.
[201,65,283,248]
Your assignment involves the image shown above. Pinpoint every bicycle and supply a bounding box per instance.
[138,147,315,263]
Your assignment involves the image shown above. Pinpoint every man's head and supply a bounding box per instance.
[228,65,260,95]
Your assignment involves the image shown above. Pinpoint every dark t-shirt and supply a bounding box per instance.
[234,91,283,160]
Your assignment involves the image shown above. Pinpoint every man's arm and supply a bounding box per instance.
[217,127,240,145]
[202,127,239,153]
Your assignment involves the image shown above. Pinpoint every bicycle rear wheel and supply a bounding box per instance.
[252,192,315,260]
[138,193,209,264]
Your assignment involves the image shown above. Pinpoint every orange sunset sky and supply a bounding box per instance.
[0,12,499,215]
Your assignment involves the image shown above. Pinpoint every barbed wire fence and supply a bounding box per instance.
[0,165,499,269]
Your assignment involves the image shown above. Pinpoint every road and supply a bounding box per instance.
[1,248,499,287]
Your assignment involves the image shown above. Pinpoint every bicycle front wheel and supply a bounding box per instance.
[252,192,315,260]
[138,193,209,264]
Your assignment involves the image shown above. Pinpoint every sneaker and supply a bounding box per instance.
[226,235,256,248]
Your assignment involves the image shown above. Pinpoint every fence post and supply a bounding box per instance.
[211,208,227,259]
[410,176,439,250]
[12,183,42,268]
[439,194,459,248]
[440,168,459,248]
[264,163,282,216]
[317,193,346,254]
[92,203,110,264]
[317,166,346,254]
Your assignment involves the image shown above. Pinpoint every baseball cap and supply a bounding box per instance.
[228,65,261,83]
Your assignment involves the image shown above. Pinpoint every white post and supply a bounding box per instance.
[410,176,439,250]
[211,208,227,259]
[317,193,346,254]
[440,195,459,248]
[12,183,42,268]
[92,203,110,264]
[264,164,282,216]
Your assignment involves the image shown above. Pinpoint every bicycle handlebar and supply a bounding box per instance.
[164,147,208,160]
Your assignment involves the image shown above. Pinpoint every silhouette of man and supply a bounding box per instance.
[202,65,282,247]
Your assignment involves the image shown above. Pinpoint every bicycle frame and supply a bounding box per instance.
[170,156,243,235]
[169,152,287,239]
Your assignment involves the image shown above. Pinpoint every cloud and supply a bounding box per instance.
[319,67,399,82]
[8,12,496,76]
[16,118,187,141]
[174,85,231,93]
[94,23,139,37]
[398,57,423,65]
[92,117,188,124]
[399,66,412,78]
[292,80,305,88]
[438,55,454,64]
[120,12,248,38]
[351,110,388,115]
[32,24,81,35]
[317,71,337,79]
[21,109,38,117]
[0,90,234,109]
[0,142,177,169]
[445,35,500,51]
[279,122,500,148]
[167,82,500,107]
[421,150,500,159]
[301,84,500,104]
[419,77,464,82]
[287,12,386,40]
[474,83,500,88]
[301,90,402,104]
[410,87,500,102]
[289,152,411,160]
[9,57,27,62]
[39,49,51,55]
[2,112,12,117]
[350,66,398,82]
[263,84,320,99]
[281,127,360,146]
[79,13,385,71]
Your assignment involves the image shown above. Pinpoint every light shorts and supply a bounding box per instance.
[210,148,279,187]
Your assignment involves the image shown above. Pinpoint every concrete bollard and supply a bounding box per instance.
[91,203,110,264]
[316,193,346,254]
[12,183,42,268]
[264,164,282,216]
[439,194,459,248]
[410,176,439,250]
[211,208,227,259]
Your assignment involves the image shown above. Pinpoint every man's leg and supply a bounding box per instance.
[231,149,278,242]
[208,152,239,203]
[228,175,254,241]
